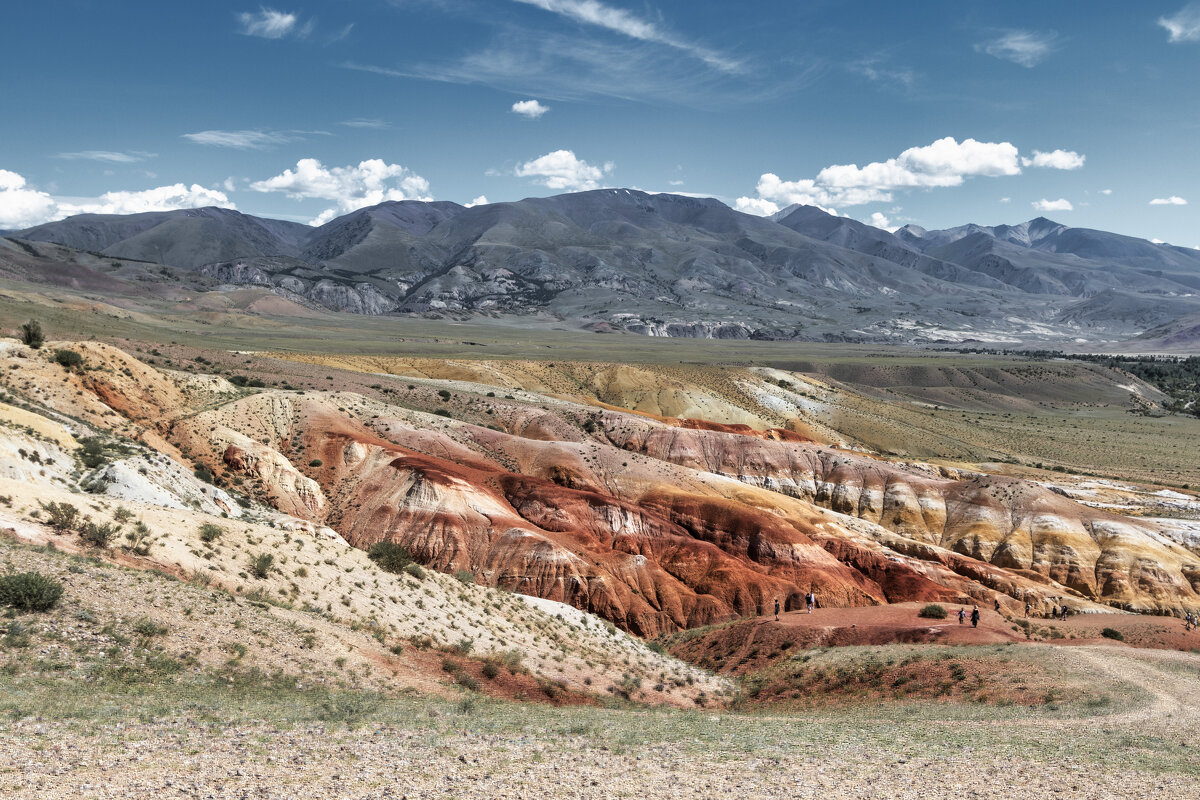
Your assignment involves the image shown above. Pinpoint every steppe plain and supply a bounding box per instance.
[2,280,1200,799]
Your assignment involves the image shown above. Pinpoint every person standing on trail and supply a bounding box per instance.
[970,606,980,628]
[774,598,780,621]
[1025,602,1031,618]
[806,591,815,614]
[957,607,966,625]
[994,598,1001,613]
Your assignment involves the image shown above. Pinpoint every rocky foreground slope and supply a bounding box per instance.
[2,339,1198,644]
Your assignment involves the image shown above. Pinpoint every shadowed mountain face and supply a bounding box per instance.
[10,191,1200,346]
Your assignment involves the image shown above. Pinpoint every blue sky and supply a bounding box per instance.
[1,1,1197,245]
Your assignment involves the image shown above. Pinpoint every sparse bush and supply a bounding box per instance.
[918,603,948,619]
[19,320,44,349]
[455,672,481,691]
[42,501,80,531]
[454,637,474,655]
[453,569,475,585]
[1101,627,1125,641]
[308,458,323,467]
[317,692,381,726]
[250,553,275,579]
[199,522,224,543]
[367,541,413,574]
[53,349,84,371]
[79,519,119,548]
[132,617,168,637]
[403,562,425,580]
[78,438,108,469]
[481,662,500,679]
[0,571,64,611]
[112,506,134,524]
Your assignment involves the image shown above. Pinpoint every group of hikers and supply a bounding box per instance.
[773,591,818,621]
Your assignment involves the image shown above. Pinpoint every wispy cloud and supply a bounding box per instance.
[1150,195,1188,205]
[849,57,916,91]
[53,150,156,163]
[236,8,312,40]
[181,129,306,149]
[976,30,1057,67]
[339,118,390,129]
[512,0,742,74]
[1159,4,1200,42]
[511,99,549,118]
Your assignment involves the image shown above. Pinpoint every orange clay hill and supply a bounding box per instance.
[3,338,1199,642]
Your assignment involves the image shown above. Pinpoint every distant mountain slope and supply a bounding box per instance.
[10,192,1200,348]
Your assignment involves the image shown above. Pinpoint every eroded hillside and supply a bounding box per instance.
[2,338,1199,651]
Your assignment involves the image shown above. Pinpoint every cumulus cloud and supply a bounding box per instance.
[513,149,612,191]
[737,137,1083,216]
[466,195,489,207]
[53,150,156,163]
[1100,188,1113,195]
[513,0,741,73]
[976,30,1056,67]
[182,129,298,149]
[1150,196,1188,205]
[249,158,432,225]
[0,168,233,228]
[511,99,549,119]
[868,212,899,232]
[1032,198,1073,212]
[1022,149,1085,170]
[1160,4,1200,42]
[236,8,311,39]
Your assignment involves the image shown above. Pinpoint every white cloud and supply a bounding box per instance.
[1152,238,1167,244]
[1150,196,1188,205]
[1100,188,1113,195]
[512,0,741,73]
[1032,198,1073,212]
[868,212,899,232]
[465,195,489,208]
[511,99,549,119]
[249,158,432,225]
[0,168,234,228]
[53,150,156,163]
[1160,4,1200,42]
[999,197,1012,204]
[182,129,296,149]
[236,8,311,39]
[743,137,1083,211]
[734,197,780,216]
[1021,149,1085,170]
[513,149,612,191]
[976,30,1056,67]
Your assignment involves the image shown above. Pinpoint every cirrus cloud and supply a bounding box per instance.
[975,30,1057,67]
[1159,4,1200,42]
[236,8,312,40]
[249,158,433,225]
[513,149,612,191]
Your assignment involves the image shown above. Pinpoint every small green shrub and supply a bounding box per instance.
[453,569,475,585]
[1101,627,1125,641]
[132,617,168,637]
[53,349,84,370]
[0,572,64,611]
[368,541,413,574]
[79,519,119,548]
[19,320,44,349]
[78,438,108,469]
[403,562,425,580]
[42,501,80,531]
[199,523,224,543]
[918,604,948,619]
[250,553,275,579]
[308,459,323,467]
[482,662,500,679]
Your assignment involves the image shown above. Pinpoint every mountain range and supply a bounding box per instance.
[7,190,1200,348]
